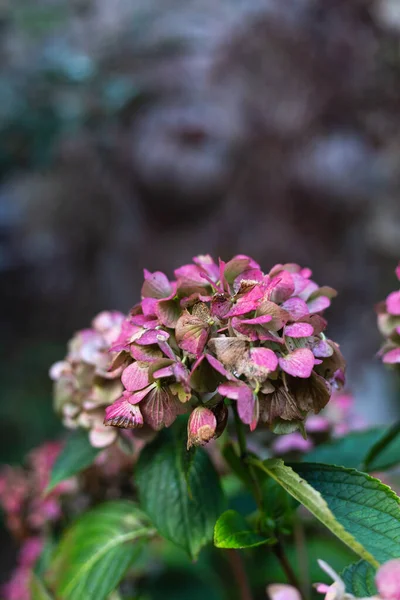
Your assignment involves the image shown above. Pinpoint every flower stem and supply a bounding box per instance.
[273,539,305,599]
[232,403,248,459]
[226,549,254,600]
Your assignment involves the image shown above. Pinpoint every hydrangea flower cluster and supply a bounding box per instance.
[377,263,400,366]
[50,311,125,447]
[269,558,400,600]
[101,255,345,445]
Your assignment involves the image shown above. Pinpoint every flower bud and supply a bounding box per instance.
[187,406,217,449]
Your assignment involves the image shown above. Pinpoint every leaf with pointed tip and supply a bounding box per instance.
[249,459,400,566]
[293,463,400,564]
[363,422,400,472]
[48,501,154,600]
[136,422,225,559]
[341,560,377,596]
[47,429,100,493]
[214,510,274,549]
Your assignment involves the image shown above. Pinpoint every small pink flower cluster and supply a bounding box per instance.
[0,442,75,538]
[2,537,43,600]
[377,264,400,366]
[0,443,76,600]
[268,558,400,600]
[50,311,125,447]
[102,255,345,445]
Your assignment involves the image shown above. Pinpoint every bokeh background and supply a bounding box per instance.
[0,0,400,591]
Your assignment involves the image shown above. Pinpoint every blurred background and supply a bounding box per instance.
[0,0,399,592]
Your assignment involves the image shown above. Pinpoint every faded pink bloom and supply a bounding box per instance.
[376,559,400,600]
[55,256,343,441]
[187,406,217,448]
[272,432,314,455]
[267,584,302,600]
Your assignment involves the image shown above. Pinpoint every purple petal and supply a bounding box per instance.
[249,347,278,371]
[281,297,309,320]
[284,322,314,338]
[121,362,149,391]
[279,348,315,378]
[383,348,400,364]
[141,269,172,299]
[307,295,330,314]
[104,397,143,428]
[387,290,400,316]
[312,339,334,358]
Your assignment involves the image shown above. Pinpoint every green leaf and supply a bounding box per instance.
[214,510,273,549]
[363,422,400,472]
[136,423,225,560]
[31,573,54,600]
[48,500,155,600]
[249,458,384,567]
[293,463,400,564]
[46,429,101,492]
[341,560,377,596]
[305,429,384,469]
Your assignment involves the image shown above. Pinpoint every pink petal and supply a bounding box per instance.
[141,297,158,316]
[192,254,219,281]
[225,301,259,318]
[223,256,253,283]
[205,353,235,380]
[89,424,117,448]
[121,362,149,391]
[211,294,231,319]
[104,397,143,428]
[174,264,207,286]
[152,366,174,379]
[272,432,313,454]
[281,297,310,320]
[130,344,162,363]
[236,315,272,325]
[135,329,170,346]
[141,269,173,299]
[269,271,295,303]
[141,387,179,430]
[249,347,278,371]
[130,314,159,328]
[129,384,156,404]
[387,290,400,316]
[233,268,264,292]
[218,382,255,425]
[284,322,314,338]
[383,348,400,364]
[307,296,331,314]
[175,313,209,356]
[298,280,319,301]
[156,298,181,328]
[279,348,315,378]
